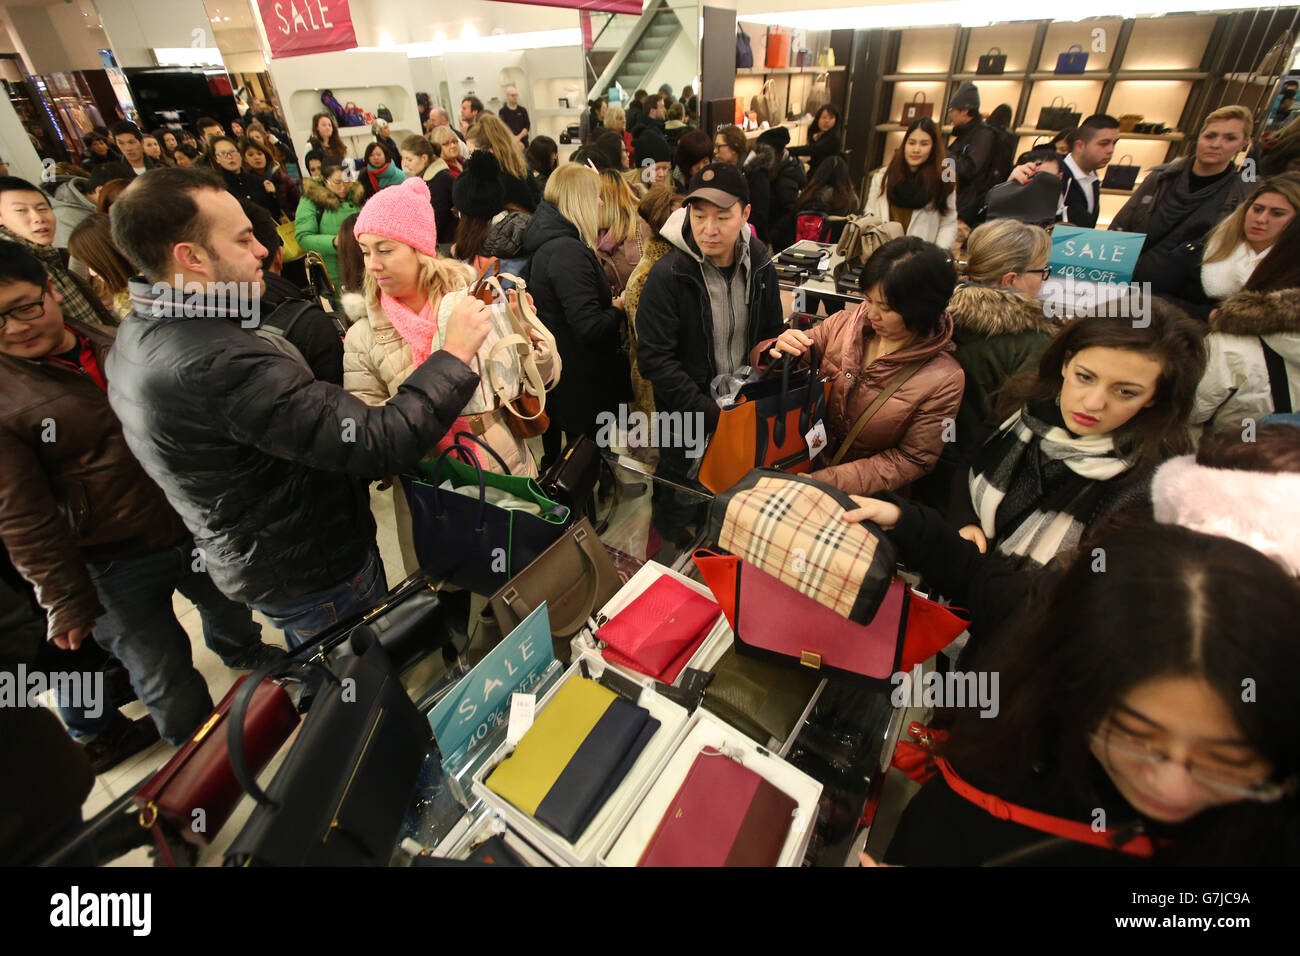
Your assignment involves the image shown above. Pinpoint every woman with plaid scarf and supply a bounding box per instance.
[949,302,1207,569]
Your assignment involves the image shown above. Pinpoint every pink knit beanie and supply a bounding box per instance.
[353,175,437,256]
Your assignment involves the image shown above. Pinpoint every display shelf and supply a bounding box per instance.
[736,66,846,76]
[882,73,950,82]
[1014,126,1184,141]
[1101,187,1138,196]
[534,108,584,116]
[876,122,954,133]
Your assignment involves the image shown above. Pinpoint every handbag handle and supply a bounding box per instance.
[985,46,1002,55]
[450,432,512,475]
[501,522,606,636]
[428,440,490,531]
[1117,153,1133,165]
[227,657,341,809]
[1065,43,1084,53]
[911,91,926,104]
[1049,95,1065,108]
[771,344,820,447]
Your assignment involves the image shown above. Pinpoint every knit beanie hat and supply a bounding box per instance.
[353,175,438,255]
[950,81,980,113]
[757,126,791,151]
[453,150,506,220]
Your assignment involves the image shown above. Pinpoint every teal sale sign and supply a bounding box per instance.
[429,602,555,771]
[1048,226,1146,285]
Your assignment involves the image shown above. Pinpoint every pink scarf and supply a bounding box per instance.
[381,290,474,454]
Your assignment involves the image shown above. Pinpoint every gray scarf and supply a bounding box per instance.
[700,235,751,377]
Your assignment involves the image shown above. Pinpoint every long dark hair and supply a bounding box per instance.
[809,104,842,143]
[995,301,1207,478]
[309,112,346,157]
[942,521,1300,864]
[882,117,954,209]
[336,212,364,293]
[794,155,858,215]
[453,215,494,262]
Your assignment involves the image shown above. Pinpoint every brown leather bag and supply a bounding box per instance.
[487,517,624,661]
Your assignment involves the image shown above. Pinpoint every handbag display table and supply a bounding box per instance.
[397,458,905,867]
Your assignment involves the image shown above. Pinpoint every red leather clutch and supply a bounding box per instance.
[638,748,797,867]
[597,575,721,682]
[134,676,299,852]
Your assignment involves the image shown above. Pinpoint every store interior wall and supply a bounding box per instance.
[95,0,219,69]
[1,1,109,75]
[0,80,42,182]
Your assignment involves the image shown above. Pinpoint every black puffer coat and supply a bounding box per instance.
[521,201,631,437]
[105,281,479,605]
[768,151,808,251]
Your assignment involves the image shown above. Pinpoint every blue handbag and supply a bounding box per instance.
[1055,44,1089,74]
[736,27,754,68]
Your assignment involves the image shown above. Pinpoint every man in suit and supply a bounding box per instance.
[1007,114,1118,228]
[1058,114,1118,228]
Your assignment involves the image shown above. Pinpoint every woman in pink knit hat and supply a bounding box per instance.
[343,175,554,572]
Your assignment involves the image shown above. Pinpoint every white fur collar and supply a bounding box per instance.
[1152,454,1300,576]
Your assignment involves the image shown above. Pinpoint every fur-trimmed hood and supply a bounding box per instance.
[302,176,363,211]
[743,143,777,176]
[948,282,1054,337]
[1209,288,1300,336]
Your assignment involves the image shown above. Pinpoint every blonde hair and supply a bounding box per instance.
[962,219,1052,285]
[429,126,459,157]
[544,164,601,249]
[467,114,528,181]
[598,168,639,244]
[604,106,626,132]
[1202,173,1300,263]
[1200,104,1254,141]
[363,248,477,318]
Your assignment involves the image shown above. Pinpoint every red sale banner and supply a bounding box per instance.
[258,0,357,59]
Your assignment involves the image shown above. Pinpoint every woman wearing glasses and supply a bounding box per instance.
[208,135,279,221]
[846,426,1300,865]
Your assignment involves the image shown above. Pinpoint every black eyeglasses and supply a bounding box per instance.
[1030,266,1052,280]
[0,289,46,328]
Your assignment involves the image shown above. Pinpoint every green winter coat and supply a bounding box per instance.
[294,177,364,289]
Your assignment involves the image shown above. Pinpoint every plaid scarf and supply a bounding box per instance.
[2,228,114,328]
[969,402,1130,568]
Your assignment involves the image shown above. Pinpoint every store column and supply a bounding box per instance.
[700,3,737,133]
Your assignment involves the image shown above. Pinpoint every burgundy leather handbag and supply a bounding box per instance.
[134,676,299,862]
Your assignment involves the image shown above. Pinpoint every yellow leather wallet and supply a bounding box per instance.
[486,677,659,841]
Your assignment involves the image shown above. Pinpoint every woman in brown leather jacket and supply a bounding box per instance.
[753,236,965,495]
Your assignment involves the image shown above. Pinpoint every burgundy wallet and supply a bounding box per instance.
[597,575,721,683]
[638,748,797,867]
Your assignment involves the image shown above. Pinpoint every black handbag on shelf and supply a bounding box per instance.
[976,47,1007,74]
[1037,97,1081,132]
[223,629,433,866]
[1101,154,1141,191]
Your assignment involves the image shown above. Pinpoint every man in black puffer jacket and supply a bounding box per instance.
[636,163,784,553]
[106,168,491,646]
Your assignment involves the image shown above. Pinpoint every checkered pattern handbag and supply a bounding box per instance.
[705,469,896,622]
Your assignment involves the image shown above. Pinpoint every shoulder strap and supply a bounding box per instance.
[263,298,316,338]
[933,757,1158,859]
[1259,336,1293,414]
[829,358,927,466]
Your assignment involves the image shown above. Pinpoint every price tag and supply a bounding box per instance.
[805,420,827,458]
[505,692,536,747]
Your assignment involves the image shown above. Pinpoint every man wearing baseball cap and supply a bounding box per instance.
[635,162,784,558]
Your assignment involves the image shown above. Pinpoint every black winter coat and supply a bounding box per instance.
[768,152,808,251]
[105,281,479,606]
[219,166,279,221]
[741,145,776,244]
[635,210,785,431]
[787,128,841,174]
[522,202,631,436]
[1148,240,1215,321]
[260,271,345,384]
[947,117,1000,224]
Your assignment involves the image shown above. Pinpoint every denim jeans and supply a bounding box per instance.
[251,546,387,649]
[67,539,260,744]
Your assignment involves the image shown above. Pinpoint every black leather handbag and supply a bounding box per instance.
[1101,154,1140,191]
[538,435,601,520]
[976,47,1006,74]
[223,629,432,866]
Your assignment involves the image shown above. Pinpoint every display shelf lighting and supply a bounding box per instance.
[743,0,1292,30]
